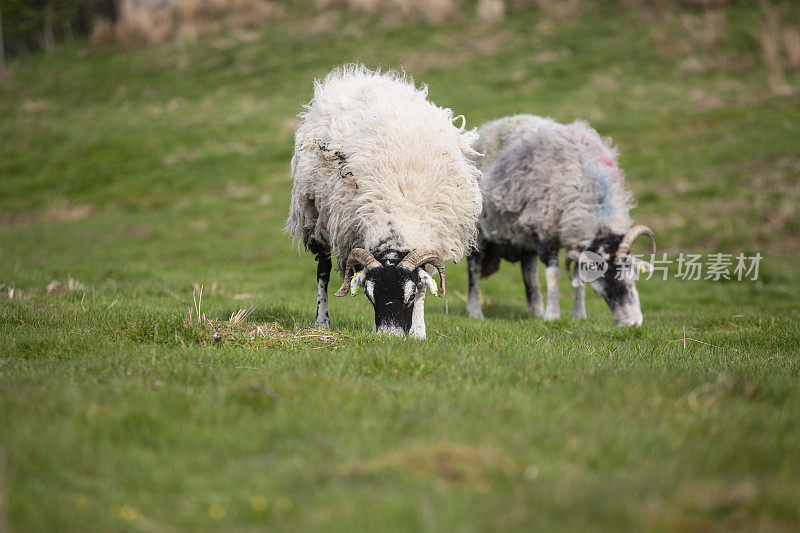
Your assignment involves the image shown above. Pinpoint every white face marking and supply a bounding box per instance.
[365,280,375,302]
[403,279,416,303]
[612,285,643,327]
[591,276,643,327]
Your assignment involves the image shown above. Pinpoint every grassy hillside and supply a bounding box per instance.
[2,2,800,531]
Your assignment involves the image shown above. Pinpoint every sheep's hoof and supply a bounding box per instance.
[408,328,426,340]
[466,307,485,320]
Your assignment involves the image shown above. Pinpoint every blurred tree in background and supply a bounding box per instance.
[0,0,115,56]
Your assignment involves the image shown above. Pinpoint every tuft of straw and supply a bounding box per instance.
[186,290,342,348]
[0,284,27,300]
[228,295,270,324]
[46,276,86,296]
[193,315,343,349]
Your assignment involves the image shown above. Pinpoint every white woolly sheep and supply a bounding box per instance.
[286,65,483,338]
[466,115,656,326]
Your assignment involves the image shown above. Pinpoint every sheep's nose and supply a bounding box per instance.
[376,324,405,336]
[616,317,643,327]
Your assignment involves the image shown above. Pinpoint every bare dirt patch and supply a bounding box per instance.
[0,204,96,228]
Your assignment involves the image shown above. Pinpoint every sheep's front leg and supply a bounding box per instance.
[542,253,561,320]
[309,240,332,329]
[466,252,484,319]
[521,253,544,318]
[409,285,427,339]
[572,283,586,319]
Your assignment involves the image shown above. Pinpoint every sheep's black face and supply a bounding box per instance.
[362,266,420,335]
[585,233,645,327]
[588,259,643,327]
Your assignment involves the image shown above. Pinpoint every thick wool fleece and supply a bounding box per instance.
[472,115,634,250]
[287,64,483,274]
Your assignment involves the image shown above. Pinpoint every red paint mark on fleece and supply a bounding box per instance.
[590,144,623,182]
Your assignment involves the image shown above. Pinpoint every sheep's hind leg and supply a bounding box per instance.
[308,240,332,330]
[521,253,544,318]
[542,252,561,320]
[572,283,586,319]
[466,252,485,319]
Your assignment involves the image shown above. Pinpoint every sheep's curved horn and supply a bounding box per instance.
[398,249,446,297]
[615,225,656,263]
[334,248,381,297]
[565,249,581,282]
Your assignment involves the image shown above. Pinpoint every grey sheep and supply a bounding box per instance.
[466,115,656,326]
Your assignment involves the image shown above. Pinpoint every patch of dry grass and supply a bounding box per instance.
[46,277,86,296]
[187,286,343,349]
[783,27,800,70]
[339,441,517,491]
[399,31,512,73]
[199,319,343,349]
[0,204,95,228]
[652,9,727,70]
[0,284,28,301]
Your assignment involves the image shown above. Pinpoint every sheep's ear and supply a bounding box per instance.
[634,258,653,275]
[350,270,367,296]
[418,269,438,295]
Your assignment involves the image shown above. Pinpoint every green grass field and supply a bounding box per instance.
[2,2,800,530]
